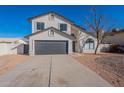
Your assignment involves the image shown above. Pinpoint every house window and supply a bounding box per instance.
[84,38,95,50]
[60,23,67,31]
[37,22,44,30]
[48,30,54,36]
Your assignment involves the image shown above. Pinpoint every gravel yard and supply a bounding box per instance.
[72,53,124,87]
[95,54,124,78]
[0,55,31,75]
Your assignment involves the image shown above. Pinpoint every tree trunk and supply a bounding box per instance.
[95,43,99,54]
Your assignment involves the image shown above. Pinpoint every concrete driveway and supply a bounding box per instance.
[0,55,112,87]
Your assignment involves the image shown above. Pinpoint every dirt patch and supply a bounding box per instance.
[72,53,124,87]
[58,78,68,85]
[0,54,31,75]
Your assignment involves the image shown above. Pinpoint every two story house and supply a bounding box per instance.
[25,12,97,55]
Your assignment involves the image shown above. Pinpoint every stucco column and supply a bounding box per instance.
[68,40,73,54]
[29,39,35,56]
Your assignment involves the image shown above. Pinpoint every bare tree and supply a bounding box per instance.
[85,6,114,54]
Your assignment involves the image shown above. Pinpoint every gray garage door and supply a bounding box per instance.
[35,40,68,55]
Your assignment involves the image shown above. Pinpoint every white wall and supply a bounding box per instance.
[97,44,111,53]
[0,43,9,56]
[0,43,24,56]
[32,14,71,35]
[29,29,73,55]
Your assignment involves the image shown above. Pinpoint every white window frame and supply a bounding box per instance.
[36,22,45,31]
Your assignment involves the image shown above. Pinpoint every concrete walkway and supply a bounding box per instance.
[0,55,112,87]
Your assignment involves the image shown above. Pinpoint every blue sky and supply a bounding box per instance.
[0,5,124,38]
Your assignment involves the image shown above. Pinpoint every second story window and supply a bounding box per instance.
[37,22,44,30]
[60,23,67,31]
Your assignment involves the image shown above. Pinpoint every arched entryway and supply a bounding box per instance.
[84,38,95,50]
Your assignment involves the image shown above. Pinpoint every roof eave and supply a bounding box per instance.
[24,27,76,41]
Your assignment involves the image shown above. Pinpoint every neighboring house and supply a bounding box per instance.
[25,12,97,55]
[0,38,28,56]
[96,29,124,52]
[103,29,124,45]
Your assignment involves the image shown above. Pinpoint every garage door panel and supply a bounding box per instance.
[35,41,68,55]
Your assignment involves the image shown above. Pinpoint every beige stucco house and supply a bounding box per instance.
[25,12,97,55]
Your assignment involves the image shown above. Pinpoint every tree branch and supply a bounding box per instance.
[85,18,96,32]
